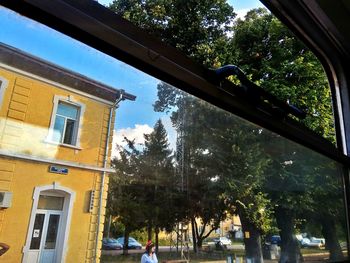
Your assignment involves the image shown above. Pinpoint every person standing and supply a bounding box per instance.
[141,240,158,263]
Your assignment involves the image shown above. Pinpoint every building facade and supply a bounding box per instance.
[0,44,134,263]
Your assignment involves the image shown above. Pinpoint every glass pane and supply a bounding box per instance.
[0,3,347,263]
[53,116,65,143]
[63,119,76,145]
[38,195,64,211]
[57,102,78,119]
[30,214,45,250]
[44,214,60,249]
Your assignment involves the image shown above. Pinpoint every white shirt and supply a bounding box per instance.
[141,253,158,263]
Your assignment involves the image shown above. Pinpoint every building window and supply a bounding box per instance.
[52,102,80,145]
[0,77,8,109]
[48,95,85,148]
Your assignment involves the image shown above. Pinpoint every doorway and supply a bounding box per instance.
[23,184,75,263]
[29,195,64,263]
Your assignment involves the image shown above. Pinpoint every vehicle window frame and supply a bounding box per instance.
[2,0,350,260]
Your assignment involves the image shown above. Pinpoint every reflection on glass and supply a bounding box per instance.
[30,214,45,250]
[44,214,60,249]
[53,116,65,143]
[63,119,75,145]
[109,85,348,263]
[57,102,78,119]
[38,196,64,211]
[54,102,79,145]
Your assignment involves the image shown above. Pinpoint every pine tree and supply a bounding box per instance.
[141,119,175,251]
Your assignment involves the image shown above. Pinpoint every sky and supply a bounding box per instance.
[0,0,264,157]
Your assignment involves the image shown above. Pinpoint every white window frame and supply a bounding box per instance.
[47,95,85,149]
[0,76,9,109]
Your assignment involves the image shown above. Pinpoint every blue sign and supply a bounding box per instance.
[49,165,68,175]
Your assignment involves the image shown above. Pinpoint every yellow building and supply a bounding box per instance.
[0,44,135,263]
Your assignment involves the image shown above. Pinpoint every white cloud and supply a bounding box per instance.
[111,124,153,158]
[111,118,178,159]
[235,8,250,20]
[161,116,177,152]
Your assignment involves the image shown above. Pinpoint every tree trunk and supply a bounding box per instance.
[320,216,344,261]
[123,228,130,255]
[191,217,198,253]
[148,224,152,241]
[197,238,203,249]
[239,211,264,263]
[275,207,302,263]
[155,226,160,253]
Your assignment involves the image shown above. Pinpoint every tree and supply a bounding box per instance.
[230,9,340,262]
[141,119,176,250]
[190,102,272,261]
[109,0,235,67]
[306,156,345,261]
[230,8,335,142]
[108,2,343,261]
[109,137,147,254]
[108,120,176,253]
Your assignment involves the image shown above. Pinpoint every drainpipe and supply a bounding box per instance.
[95,91,125,262]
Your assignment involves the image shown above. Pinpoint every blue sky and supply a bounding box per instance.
[0,0,264,155]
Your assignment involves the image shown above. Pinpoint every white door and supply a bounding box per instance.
[39,211,62,263]
[28,211,62,263]
[27,194,64,263]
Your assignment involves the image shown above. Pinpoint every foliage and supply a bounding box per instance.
[109,0,235,67]
[230,8,335,142]
[108,120,176,249]
[107,1,343,261]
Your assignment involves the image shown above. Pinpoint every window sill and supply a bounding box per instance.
[44,140,83,150]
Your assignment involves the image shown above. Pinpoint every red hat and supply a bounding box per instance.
[146,240,153,249]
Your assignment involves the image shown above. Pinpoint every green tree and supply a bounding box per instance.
[166,94,229,252]
[109,0,235,67]
[306,157,345,261]
[108,2,342,262]
[108,120,176,253]
[230,8,335,141]
[141,119,176,250]
[190,102,272,261]
[109,137,147,254]
[231,9,340,262]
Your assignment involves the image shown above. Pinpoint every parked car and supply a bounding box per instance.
[300,237,325,248]
[213,237,232,246]
[102,238,122,250]
[270,235,281,246]
[265,235,281,246]
[116,237,142,249]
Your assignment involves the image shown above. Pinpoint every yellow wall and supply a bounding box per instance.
[0,68,114,166]
[0,66,113,262]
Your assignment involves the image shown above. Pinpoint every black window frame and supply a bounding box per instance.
[2,0,350,259]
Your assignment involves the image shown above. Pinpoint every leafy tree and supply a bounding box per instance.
[109,0,235,67]
[306,157,345,261]
[108,2,343,262]
[230,8,335,141]
[203,110,272,262]
[231,9,341,262]
[166,94,229,252]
